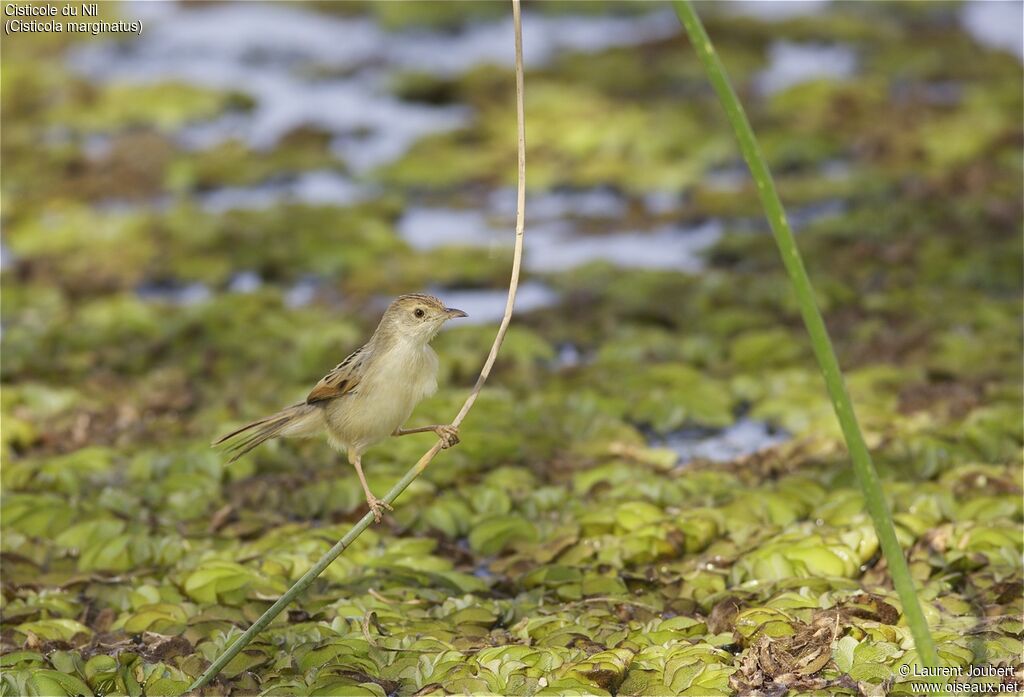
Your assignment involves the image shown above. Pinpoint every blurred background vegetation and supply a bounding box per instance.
[1,1,1021,695]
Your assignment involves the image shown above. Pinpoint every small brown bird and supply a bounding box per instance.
[213,293,467,521]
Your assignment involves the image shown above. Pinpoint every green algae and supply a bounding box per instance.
[49,82,254,134]
[379,77,735,192]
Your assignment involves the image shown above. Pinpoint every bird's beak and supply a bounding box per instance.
[445,307,468,319]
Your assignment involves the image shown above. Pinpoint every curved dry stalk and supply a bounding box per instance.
[452,0,526,429]
[188,1,526,690]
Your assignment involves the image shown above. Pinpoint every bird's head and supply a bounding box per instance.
[378,293,468,344]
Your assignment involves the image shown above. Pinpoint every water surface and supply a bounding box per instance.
[661,419,790,464]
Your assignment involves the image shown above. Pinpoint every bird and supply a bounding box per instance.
[212,293,467,521]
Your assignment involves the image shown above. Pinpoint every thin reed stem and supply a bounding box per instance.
[187,1,527,689]
[672,0,939,669]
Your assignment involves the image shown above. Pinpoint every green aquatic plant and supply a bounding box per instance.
[672,0,939,672]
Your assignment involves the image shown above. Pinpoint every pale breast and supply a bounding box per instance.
[323,344,438,454]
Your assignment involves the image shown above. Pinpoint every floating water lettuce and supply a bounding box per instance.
[1,1,1021,694]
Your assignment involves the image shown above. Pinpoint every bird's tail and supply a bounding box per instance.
[212,402,320,463]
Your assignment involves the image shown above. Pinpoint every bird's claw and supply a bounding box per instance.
[435,425,460,449]
[367,496,393,523]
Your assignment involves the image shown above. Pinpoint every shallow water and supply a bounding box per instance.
[820,159,852,181]
[722,1,832,22]
[756,41,857,96]
[789,199,847,232]
[702,162,751,194]
[643,190,684,216]
[134,273,323,309]
[556,343,583,369]
[525,220,722,273]
[399,207,504,252]
[429,282,559,326]
[199,171,370,213]
[662,418,790,464]
[135,280,212,306]
[488,187,628,221]
[400,205,721,273]
[725,0,1023,65]
[284,277,321,309]
[960,0,1024,62]
[227,271,263,294]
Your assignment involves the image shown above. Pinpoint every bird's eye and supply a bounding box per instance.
[414,308,425,318]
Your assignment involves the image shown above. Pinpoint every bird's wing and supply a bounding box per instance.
[306,344,369,404]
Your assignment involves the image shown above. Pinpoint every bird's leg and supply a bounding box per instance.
[392,424,460,449]
[349,452,391,522]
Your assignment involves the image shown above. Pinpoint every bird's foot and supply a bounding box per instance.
[434,424,460,449]
[366,496,393,523]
